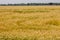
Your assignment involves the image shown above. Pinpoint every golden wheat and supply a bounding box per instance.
[0,6,60,40]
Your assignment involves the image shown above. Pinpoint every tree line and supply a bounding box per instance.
[0,3,60,6]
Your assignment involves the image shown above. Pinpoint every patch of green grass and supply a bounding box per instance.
[13,10,50,13]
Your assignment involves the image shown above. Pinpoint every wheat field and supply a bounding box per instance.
[0,6,60,40]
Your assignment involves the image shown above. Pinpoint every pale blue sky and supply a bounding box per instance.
[0,0,60,4]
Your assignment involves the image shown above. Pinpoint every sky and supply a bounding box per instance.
[0,0,60,4]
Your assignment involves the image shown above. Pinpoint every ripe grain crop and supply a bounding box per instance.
[0,6,60,40]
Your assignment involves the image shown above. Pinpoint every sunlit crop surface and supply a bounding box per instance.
[0,6,60,40]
